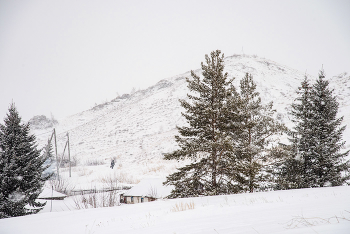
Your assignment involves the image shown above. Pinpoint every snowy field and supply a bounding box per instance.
[10,55,349,234]
[1,186,349,234]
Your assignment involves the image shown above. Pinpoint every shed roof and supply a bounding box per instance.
[124,178,173,199]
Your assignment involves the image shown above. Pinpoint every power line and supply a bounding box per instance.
[35,130,54,136]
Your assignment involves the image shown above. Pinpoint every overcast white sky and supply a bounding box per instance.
[0,0,349,122]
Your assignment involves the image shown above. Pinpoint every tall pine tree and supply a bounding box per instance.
[164,50,240,197]
[0,104,50,218]
[233,73,285,192]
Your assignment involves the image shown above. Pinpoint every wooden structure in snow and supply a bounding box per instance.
[120,178,173,204]
[38,187,67,200]
[120,195,156,204]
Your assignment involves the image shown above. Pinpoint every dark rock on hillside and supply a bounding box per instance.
[29,115,58,130]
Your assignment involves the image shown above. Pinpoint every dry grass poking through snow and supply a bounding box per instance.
[171,201,195,212]
[72,190,120,209]
[97,171,140,185]
[85,158,105,166]
[115,172,140,184]
[285,211,350,229]
[142,164,165,174]
[48,178,75,195]
[75,167,94,176]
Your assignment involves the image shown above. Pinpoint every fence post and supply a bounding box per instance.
[53,129,59,179]
[50,185,53,212]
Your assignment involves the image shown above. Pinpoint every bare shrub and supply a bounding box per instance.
[171,201,195,212]
[100,175,118,190]
[48,178,75,195]
[116,172,140,184]
[77,167,93,176]
[56,157,70,168]
[147,186,158,198]
[85,158,105,166]
[71,155,79,167]
[73,190,120,209]
[286,212,350,229]
[60,156,80,168]
[143,164,165,174]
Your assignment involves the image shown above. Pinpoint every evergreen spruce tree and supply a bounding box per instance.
[42,139,55,178]
[43,139,54,160]
[280,71,349,189]
[307,70,349,186]
[0,104,50,218]
[275,77,313,189]
[233,73,285,192]
[164,50,240,197]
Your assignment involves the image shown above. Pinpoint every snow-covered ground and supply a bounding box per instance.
[1,186,349,234]
[9,54,348,233]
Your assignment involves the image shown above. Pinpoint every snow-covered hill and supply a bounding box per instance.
[31,54,350,187]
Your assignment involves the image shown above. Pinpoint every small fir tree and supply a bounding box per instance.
[164,50,240,197]
[42,139,55,178]
[0,104,50,218]
[43,139,54,160]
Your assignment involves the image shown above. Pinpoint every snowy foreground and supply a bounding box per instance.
[1,186,350,234]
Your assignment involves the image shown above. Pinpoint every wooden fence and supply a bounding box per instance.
[69,186,131,196]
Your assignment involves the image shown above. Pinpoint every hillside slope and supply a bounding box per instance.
[31,54,350,186]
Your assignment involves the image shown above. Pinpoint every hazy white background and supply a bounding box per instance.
[0,0,349,122]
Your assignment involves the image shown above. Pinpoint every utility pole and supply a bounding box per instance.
[50,186,53,212]
[48,129,72,179]
[49,128,59,179]
[54,129,58,179]
[67,132,71,177]
[61,132,71,177]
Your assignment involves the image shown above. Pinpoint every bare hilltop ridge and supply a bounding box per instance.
[29,54,350,188]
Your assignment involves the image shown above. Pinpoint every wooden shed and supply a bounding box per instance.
[120,178,173,204]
